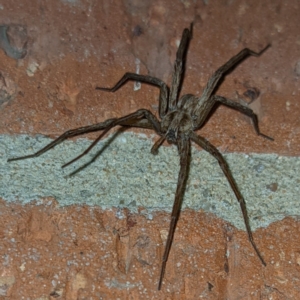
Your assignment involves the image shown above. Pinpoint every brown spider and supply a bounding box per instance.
[8,24,273,290]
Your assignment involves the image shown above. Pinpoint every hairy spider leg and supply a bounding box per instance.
[7,110,161,164]
[66,118,160,177]
[212,95,273,140]
[61,126,113,168]
[7,118,116,162]
[194,45,270,126]
[190,132,266,266]
[169,24,192,110]
[151,136,165,155]
[62,109,162,168]
[96,72,169,118]
[158,134,191,290]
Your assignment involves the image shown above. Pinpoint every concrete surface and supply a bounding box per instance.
[1,133,299,231]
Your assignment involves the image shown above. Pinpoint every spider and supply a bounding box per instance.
[8,24,273,290]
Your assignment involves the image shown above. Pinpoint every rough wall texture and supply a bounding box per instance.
[1,200,300,299]
[0,0,300,299]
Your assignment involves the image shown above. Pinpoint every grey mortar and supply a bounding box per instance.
[1,133,299,230]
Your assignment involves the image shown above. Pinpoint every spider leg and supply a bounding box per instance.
[119,118,154,129]
[8,109,161,163]
[96,72,169,118]
[158,134,190,290]
[169,24,192,110]
[213,95,273,140]
[61,126,113,168]
[190,132,266,267]
[151,136,165,155]
[65,118,160,176]
[7,118,117,162]
[62,111,161,168]
[194,45,270,123]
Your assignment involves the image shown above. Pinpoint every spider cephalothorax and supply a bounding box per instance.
[8,23,273,290]
[162,111,194,142]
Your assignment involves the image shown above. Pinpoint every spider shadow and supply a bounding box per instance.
[66,127,128,177]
